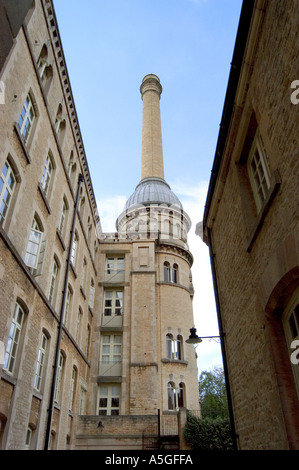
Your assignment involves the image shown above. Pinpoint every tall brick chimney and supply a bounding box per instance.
[140,74,164,181]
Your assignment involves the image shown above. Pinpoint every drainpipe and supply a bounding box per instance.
[44,173,84,450]
[207,227,238,450]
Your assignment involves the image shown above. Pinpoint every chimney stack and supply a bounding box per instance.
[140,74,164,181]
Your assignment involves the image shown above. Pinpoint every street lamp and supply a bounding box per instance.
[185,327,220,345]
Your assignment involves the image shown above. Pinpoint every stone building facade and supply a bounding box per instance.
[202,0,299,450]
[0,1,198,450]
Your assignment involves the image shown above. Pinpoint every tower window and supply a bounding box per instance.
[166,334,182,360]
[167,382,185,410]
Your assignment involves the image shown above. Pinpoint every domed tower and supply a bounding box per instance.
[114,74,199,415]
[94,75,198,430]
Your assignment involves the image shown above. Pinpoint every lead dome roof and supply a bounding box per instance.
[124,177,183,210]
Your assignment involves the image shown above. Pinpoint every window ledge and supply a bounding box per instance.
[246,169,281,252]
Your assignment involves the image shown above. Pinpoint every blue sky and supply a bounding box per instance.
[53,0,243,374]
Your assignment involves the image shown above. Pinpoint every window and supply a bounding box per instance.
[81,258,87,293]
[164,262,178,283]
[166,334,182,360]
[40,153,54,197]
[164,262,170,282]
[54,352,64,403]
[85,324,91,358]
[25,427,32,450]
[283,288,299,398]
[4,302,25,374]
[98,385,120,415]
[89,279,95,310]
[58,197,68,239]
[63,286,72,327]
[106,256,124,275]
[37,44,52,89]
[70,232,78,267]
[49,258,59,305]
[18,94,35,144]
[167,382,185,410]
[101,335,122,364]
[248,133,271,212]
[24,217,46,275]
[75,308,83,345]
[0,160,16,224]
[104,290,123,316]
[172,264,178,284]
[79,387,86,415]
[54,104,66,140]
[34,332,48,391]
[69,367,77,411]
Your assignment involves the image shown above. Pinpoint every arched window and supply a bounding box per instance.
[166,334,183,360]
[3,302,25,374]
[34,331,49,392]
[172,264,178,284]
[54,351,65,404]
[167,382,176,410]
[24,215,46,276]
[167,382,185,410]
[0,159,17,225]
[18,93,36,145]
[37,44,53,90]
[69,366,77,412]
[164,262,170,282]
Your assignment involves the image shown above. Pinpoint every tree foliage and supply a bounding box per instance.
[183,367,234,450]
[198,367,229,419]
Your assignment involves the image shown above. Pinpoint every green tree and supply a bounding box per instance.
[183,367,234,450]
[199,367,229,419]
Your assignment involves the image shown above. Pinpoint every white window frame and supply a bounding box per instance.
[54,352,64,403]
[70,232,78,267]
[101,335,122,365]
[49,258,58,305]
[0,160,16,224]
[58,198,67,238]
[63,286,72,327]
[248,133,271,212]
[40,153,53,197]
[167,382,185,410]
[69,367,77,411]
[4,302,24,374]
[89,280,95,310]
[103,290,123,316]
[166,334,182,361]
[34,332,47,391]
[98,384,120,416]
[18,94,35,144]
[24,218,46,276]
[106,256,124,275]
